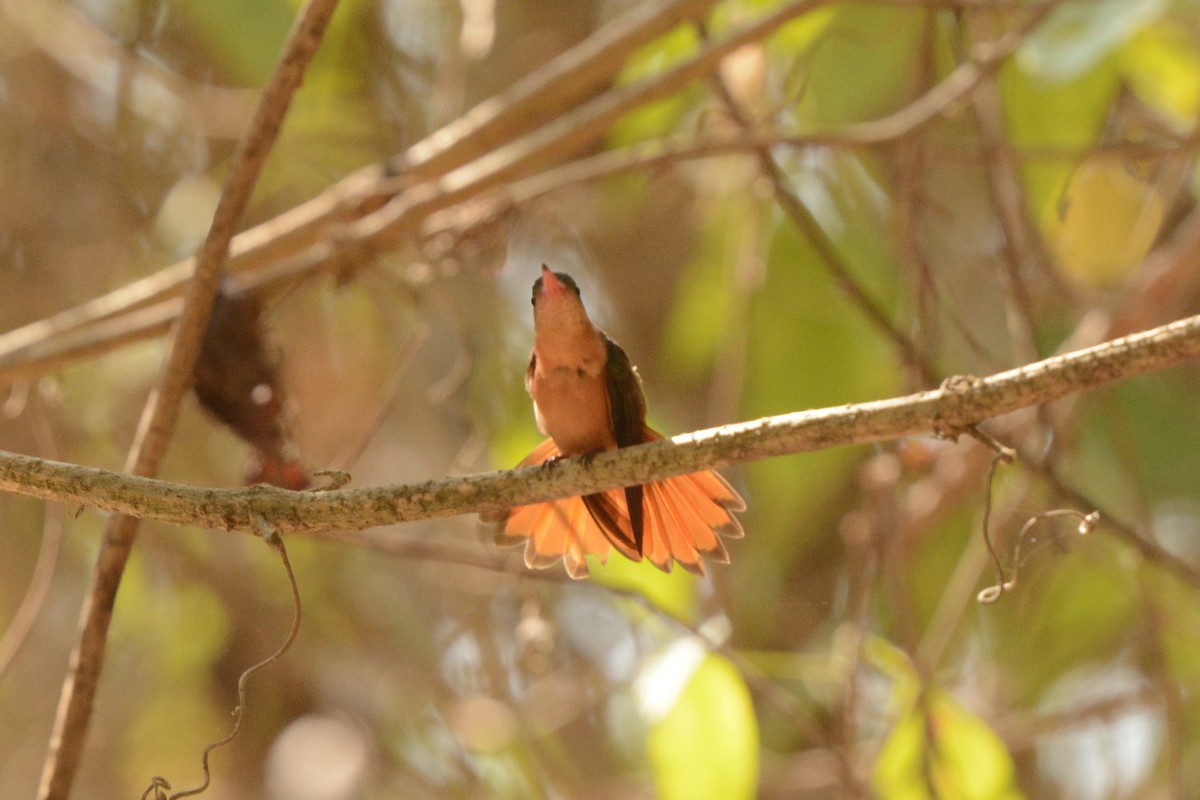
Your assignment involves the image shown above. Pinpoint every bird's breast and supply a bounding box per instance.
[529,361,615,456]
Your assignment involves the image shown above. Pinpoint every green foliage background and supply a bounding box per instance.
[2,0,1200,798]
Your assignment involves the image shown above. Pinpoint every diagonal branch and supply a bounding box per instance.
[0,0,721,377]
[0,0,1050,385]
[3,312,1198,572]
[35,2,343,799]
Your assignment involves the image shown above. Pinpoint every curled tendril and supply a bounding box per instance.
[978,509,1100,604]
[141,518,302,800]
[141,777,170,800]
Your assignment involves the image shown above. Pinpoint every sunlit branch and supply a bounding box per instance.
[0,0,725,376]
[0,0,1064,385]
[1,312,1196,544]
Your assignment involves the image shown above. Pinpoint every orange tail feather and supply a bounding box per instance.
[485,436,744,579]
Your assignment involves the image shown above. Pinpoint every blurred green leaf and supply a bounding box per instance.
[111,552,231,681]
[661,191,759,382]
[764,6,836,55]
[869,640,1021,800]
[792,5,924,127]
[1001,55,1121,223]
[1156,570,1200,690]
[998,540,1137,700]
[175,0,294,84]
[642,649,759,800]
[121,689,229,796]
[255,0,393,199]
[1121,20,1200,127]
[1046,152,1166,286]
[709,0,835,68]
[1112,375,1200,504]
[592,555,700,624]
[872,690,1022,800]
[733,154,899,603]
[609,26,702,147]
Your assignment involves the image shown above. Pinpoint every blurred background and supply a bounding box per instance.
[2,0,1200,797]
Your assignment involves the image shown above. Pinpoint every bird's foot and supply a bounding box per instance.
[542,450,605,469]
[579,449,604,467]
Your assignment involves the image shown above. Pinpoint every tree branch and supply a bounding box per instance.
[35,2,343,798]
[3,312,1197,541]
[0,0,1052,385]
[0,0,721,379]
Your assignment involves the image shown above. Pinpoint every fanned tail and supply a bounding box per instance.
[483,431,744,579]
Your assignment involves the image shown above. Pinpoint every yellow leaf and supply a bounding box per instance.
[641,650,759,800]
[1044,154,1165,286]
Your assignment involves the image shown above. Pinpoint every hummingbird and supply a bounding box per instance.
[485,265,744,579]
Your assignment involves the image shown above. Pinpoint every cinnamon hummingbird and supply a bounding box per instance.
[485,265,745,579]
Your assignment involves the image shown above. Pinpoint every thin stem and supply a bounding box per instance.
[0,404,65,682]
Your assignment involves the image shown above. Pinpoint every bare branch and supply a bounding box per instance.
[35,2,343,798]
[0,0,722,377]
[0,0,1054,384]
[399,0,721,177]
[1,312,1196,543]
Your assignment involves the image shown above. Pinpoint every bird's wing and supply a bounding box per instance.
[589,333,648,553]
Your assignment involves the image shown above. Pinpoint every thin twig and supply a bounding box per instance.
[915,454,1038,668]
[35,3,342,798]
[0,403,65,681]
[976,453,1010,601]
[1023,456,1200,589]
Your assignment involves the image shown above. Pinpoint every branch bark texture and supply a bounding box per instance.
[3,313,1197,538]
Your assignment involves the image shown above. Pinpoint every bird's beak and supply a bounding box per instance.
[539,264,568,298]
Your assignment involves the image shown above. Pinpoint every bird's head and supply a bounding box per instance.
[531,264,591,335]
